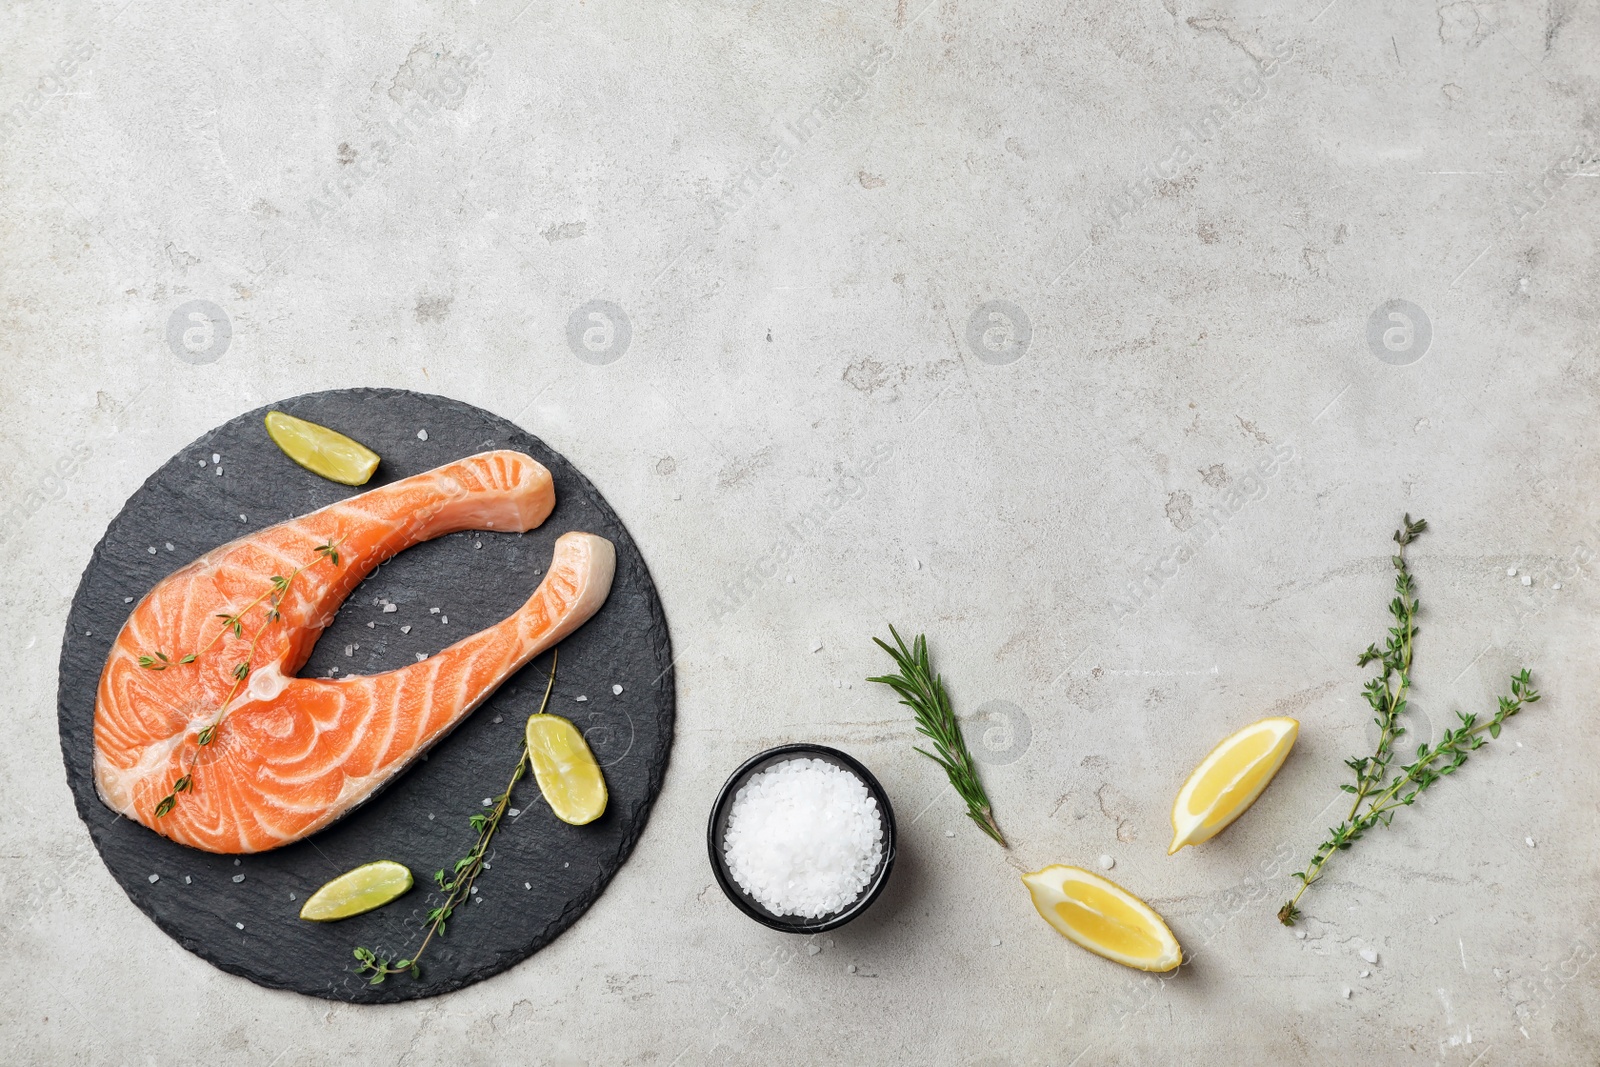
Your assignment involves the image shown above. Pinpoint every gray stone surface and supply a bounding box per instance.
[2,0,1597,1063]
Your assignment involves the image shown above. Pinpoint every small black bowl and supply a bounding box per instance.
[706,743,897,933]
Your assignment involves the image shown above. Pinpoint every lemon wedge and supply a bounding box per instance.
[1169,716,1299,854]
[264,410,381,486]
[1022,865,1182,972]
[299,860,413,922]
[525,713,608,825]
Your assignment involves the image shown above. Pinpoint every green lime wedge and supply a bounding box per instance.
[299,860,413,922]
[265,410,381,486]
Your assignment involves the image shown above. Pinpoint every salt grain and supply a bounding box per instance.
[232,874,245,883]
[430,607,440,614]
[124,597,133,603]
[722,757,884,920]
[184,876,191,885]
[1359,969,1370,978]
[236,923,244,930]
[989,937,1001,947]
[401,625,411,634]
[417,429,428,441]
[807,943,820,956]
[1526,837,1536,848]
[1098,854,1115,870]
[1507,567,1517,576]
[944,830,955,837]
[289,893,296,901]
[366,621,375,628]
[147,546,157,555]
[810,639,823,653]
[416,653,427,661]
[482,798,493,807]
[1341,987,1351,1000]
[212,453,220,464]
[576,695,587,702]
[1359,947,1379,964]
[613,685,623,695]
[509,809,520,817]
[525,882,531,890]
[148,874,159,883]
[441,616,448,624]
[164,542,174,552]
[847,964,857,974]
[383,603,397,613]
[1521,575,1532,586]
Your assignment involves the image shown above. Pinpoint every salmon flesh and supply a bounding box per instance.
[93,450,617,854]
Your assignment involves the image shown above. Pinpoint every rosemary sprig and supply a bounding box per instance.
[869,626,1005,846]
[1278,517,1541,926]
[150,539,343,817]
[354,650,558,984]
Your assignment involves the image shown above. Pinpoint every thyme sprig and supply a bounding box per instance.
[1278,517,1541,925]
[354,650,558,985]
[150,539,343,817]
[869,626,1006,846]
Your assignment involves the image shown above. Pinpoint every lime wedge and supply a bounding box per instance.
[525,714,608,825]
[264,410,381,486]
[299,860,413,922]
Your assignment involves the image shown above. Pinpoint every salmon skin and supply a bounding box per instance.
[93,450,616,854]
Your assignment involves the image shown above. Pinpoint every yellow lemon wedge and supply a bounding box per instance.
[525,713,608,825]
[299,860,413,922]
[1022,865,1182,972]
[1169,716,1299,854]
[264,410,381,486]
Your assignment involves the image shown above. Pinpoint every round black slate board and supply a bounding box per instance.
[56,389,674,1002]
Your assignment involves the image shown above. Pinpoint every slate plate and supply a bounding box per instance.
[56,389,674,1003]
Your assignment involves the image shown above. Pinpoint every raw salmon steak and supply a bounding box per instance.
[93,450,617,854]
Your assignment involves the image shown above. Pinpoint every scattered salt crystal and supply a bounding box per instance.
[913,559,922,570]
[1507,567,1517,576]
[234,859,241,866]
[1526,837,1536,848]
[198,459,206,467]
[1521,575,1532,586]
[482,798,493,806]
[236,922,244,930]
[482,863,490,871]
[427,813,434,820]
[430,607,440,614]
[723,757,884,919]
[1341,987,1351,999]
[1098,854,1115,870]
[344,645,354,657]
[470,885,479,894]
[989,937,1001,947]
[475,541,482,549]
[474,896,483,904]
[417,429,428,441]
[1359,969,1370,978]
[944,830,955,837]
[563,862,568,868]
[382,603,397,613]
[330,667,339,674]
[847,964,857,973]
[401,625,411,634]
[215,467,222,476]
[416,653,427,661]
[366,621,375,628]
[164,542,174,552]
[672,492,681,501]
[212,453,220,464]
[1295,930,1306,939]
[576,695,588,702]
[525,882,531,890]
[124,597,133,603]
[184,876,191,884]
[785,576,794,584]
[834,679,842,688]
[613,684,623,695]
[232,874,245,883]
[148,874,159,883]
[810,639,823,653]
[1359,947,1379,964]
[441,616,448,624]
[1553,582,1563,590]
[147,546,157,555]
[807,943,820,955]
[1430,916,1438,924]
[239,515,246,523]
[509,808,520,817]
[493,715,503,724]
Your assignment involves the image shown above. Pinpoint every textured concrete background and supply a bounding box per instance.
[3,0,1598,1063]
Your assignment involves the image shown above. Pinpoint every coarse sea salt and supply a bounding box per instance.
[723,757,883,920]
